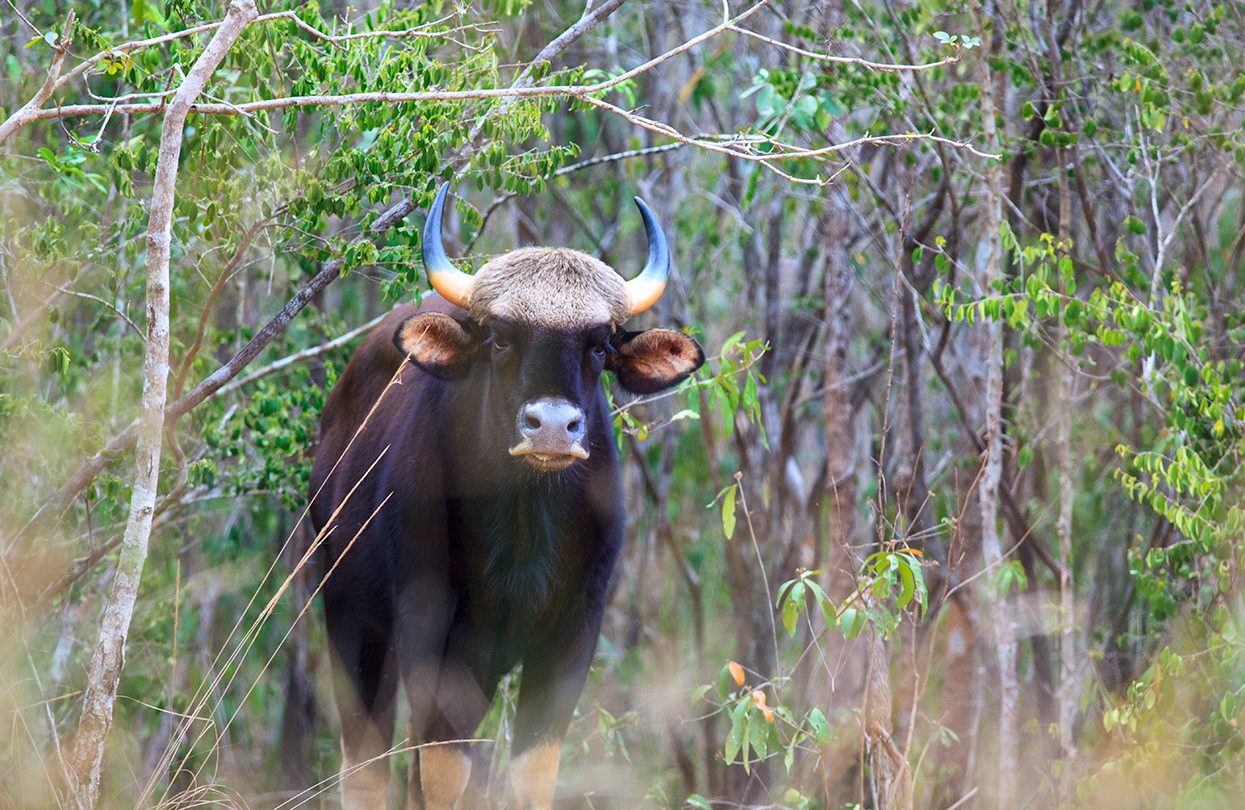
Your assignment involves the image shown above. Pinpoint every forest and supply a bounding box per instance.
[1,0,1243,807]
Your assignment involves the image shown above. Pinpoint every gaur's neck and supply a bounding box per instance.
[465,478,579,612]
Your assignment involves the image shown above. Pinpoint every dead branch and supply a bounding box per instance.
[51,286,143,340]
[468,142,685,249]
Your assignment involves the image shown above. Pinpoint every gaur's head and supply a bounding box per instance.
[393,184,705,473]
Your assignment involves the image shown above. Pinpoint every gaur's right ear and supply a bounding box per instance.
[392,313,479,379]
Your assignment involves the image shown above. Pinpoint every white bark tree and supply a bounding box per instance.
[63,2,259,805]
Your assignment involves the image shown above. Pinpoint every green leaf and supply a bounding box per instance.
[840,606,865,639]
[721,485,737,540]
[897,559,915,610]
[748,711,768,759]
[47,346,71,375]
[720,330,747,356]
[781,582,803,637]
[725,700,747,764]
[808,708,830,744]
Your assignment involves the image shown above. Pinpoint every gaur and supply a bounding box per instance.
[309,183,704,809]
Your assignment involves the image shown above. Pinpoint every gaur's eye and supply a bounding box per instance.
[591,343,607,359]
[490,335,510,352]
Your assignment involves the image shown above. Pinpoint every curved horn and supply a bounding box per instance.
[422,182,474,308]
[625,196,670,316]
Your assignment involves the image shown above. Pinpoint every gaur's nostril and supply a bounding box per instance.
[567,419,582,434]
[524,411,542,431]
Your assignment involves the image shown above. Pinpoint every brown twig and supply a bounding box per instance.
[170,216,276,399]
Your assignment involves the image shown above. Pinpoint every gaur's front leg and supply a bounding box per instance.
[396,578,489,810]
[327,620,398,810]
[405,653,492,810]
[509,599,608,810]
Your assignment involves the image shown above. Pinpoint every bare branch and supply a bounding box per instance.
[764,130,1000,162]
[2,0,43,37]
[729,24,962,72]
[580,95,994,183]
[513,0,627,86]
[214,311,388,397]
[52,286,144,340]
[0,11,486,146]
[468,143,686,249]
[277,13,489,47]
[52,11,478,96]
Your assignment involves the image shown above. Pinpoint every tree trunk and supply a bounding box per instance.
[1055,147,1079,804]
[967,0,1017,803]
[63,3,258,805]
[864,628,913,810]
[818,194,866,803]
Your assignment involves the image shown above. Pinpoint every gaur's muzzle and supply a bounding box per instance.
[509,397,589,472]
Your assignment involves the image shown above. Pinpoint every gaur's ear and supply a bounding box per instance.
[607,329,705,394]
[392,313,479,379]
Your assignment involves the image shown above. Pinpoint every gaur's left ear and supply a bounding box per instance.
[607,329,705,394]
[392,313,479,379]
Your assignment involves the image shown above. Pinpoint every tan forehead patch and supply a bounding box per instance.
[467,247,630,329]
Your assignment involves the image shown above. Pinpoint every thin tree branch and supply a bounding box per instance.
[51,11,481,97]
[214,311,388,397]
[0,11,75,145]
[511,0,629,86]
[468,143,686,250]
[728,24,962,72]
[52,286,143,340]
